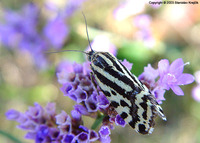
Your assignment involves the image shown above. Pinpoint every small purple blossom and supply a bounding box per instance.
[99,126,111,138]
[115,115,126,127]
[43,16,69,49]
[158,58,194,95]
[133,14,155,48]
[139,58,195,102]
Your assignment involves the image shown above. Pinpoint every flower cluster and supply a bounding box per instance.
[5,57,194,142]
[0,1,86,69]
[139,58,194,103]
[6,102,100,143]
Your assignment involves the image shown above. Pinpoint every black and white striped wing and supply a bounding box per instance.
[90,52,166,134]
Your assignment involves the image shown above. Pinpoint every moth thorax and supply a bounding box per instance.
[87,50,95,61]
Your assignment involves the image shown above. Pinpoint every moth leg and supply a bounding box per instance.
[90,72,99,94]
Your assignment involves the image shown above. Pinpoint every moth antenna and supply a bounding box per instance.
[82,12,94,52]
[45,50,88,55]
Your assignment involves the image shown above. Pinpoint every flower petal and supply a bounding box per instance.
[158,59,169,77]
[169,58,184,76]
[170,85,184,96]
[177,73,195,85]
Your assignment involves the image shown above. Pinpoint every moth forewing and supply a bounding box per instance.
[88,51,166,134]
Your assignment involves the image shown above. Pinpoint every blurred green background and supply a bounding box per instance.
[0,0,200,143]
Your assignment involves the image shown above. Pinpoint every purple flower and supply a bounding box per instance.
[62,134,75,143]
[56,110,71,126]
[89,130,99,142]
[5,109,20,120]
[85,92,99,112]
[139,58,194,102]
[121,59,133,71]
[43,16,69,49]
[6,103,101,142]
[139,64,159,84]
[97,92,110,109]
[158,58,194,95]
[99,126,111,138]
[76,132,89,143]
[115,115,126,127]
[133,14,155,48]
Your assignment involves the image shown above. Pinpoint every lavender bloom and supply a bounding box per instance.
[6,103,100,142]
[115,115,126,127]
[6,56,195,142]
[0,1,87,69]
[56,56,134,142]
[133,14,155,48]
[99,126,111,143]
[43,16,69,49]
[158,58,194,95]
[139,58,195,102]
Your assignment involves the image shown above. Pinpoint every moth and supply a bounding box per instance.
[50,14,166,134]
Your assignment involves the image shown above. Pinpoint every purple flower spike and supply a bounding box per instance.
[45,102,56,116]
[25,132,36,140]
[44,16,69,49]
[5,109,20,120]
[56,111,71,126]
[158,58,195,95]
[71,110,81,122]
[74,86,88,103]
[48,127,60,140]
[85,93,98,112]
[99,135,111,143]
[139,64,159,82]
[36,125,49,142]
[97,92,109,109]
[121,59,133,71]
[74,104,89,116]
[89,130,99,142]
[62,134,75,143]
[115,115,126,127]
[77,132,89,143]
[26,103,44,119]
[99,126,111,138]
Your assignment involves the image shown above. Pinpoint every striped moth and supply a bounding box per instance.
[50,14,166,134]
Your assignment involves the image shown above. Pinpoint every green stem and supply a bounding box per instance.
[91,114,105,130]
[0,130,23,143]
